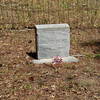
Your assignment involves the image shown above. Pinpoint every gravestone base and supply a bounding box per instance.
[32,56,78,64]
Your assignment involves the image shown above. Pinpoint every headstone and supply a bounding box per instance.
[36,24,70,59]
[33,24,78,64]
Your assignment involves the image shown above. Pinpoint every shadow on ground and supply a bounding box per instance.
[80,39,100,53]
[80,39,100,47]
[26,52,37,59]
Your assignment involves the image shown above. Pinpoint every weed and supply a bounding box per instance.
[94,54,100,59]
[23,84,32,89]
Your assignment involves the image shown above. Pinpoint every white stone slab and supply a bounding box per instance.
[35,24,70,59]
[32,56,79,64]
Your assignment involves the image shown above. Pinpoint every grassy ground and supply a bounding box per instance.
[0,28,100,100]
[0,0,100,100]
[0,0,100,29]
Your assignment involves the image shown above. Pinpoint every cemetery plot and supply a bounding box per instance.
[0,28,100,100]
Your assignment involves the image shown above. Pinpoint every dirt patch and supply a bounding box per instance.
[0,29,100,100]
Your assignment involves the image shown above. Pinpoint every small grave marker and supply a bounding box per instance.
[33,24,78,64]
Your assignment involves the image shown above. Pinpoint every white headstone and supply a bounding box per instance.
[36,24,70,59]
[32,24,79,64]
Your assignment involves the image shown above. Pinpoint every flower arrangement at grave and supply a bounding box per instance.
[52,56,63,64]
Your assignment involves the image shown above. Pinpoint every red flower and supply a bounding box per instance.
[52,56,63,64]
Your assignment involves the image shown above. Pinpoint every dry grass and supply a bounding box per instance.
[0,28,100,100]
[0,0,100,100]
[0,0,100,29]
